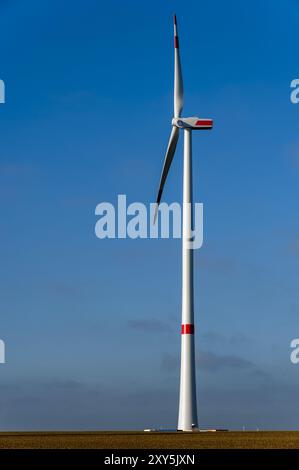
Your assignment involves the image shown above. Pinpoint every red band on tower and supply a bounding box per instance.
[181,324,194,334]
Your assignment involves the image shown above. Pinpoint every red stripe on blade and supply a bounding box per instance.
[195,119,213,127]
[174,36,179,48]
[181,324,194,334]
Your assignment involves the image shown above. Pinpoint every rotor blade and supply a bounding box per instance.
[154,126,180,223]
[174,14,183,118]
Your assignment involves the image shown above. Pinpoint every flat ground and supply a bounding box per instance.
[0,431,298,449]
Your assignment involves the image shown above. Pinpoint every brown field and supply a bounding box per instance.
[0,431,298,449]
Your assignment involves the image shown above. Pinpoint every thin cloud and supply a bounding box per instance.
[195,253,236,274]
[0,163,39,178]
[198,351,252,371]
[201,331,252,347]
[287,238,299,255]
[161,350,259,373]
[127,318,172,333]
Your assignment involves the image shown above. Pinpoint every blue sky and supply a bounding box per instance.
[1,0,299,430]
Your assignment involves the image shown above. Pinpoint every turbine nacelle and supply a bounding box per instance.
[172,117,213,130]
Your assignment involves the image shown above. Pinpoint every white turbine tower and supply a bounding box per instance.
[154,15,213,432]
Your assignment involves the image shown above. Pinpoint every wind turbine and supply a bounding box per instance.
[154,15,213,431]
